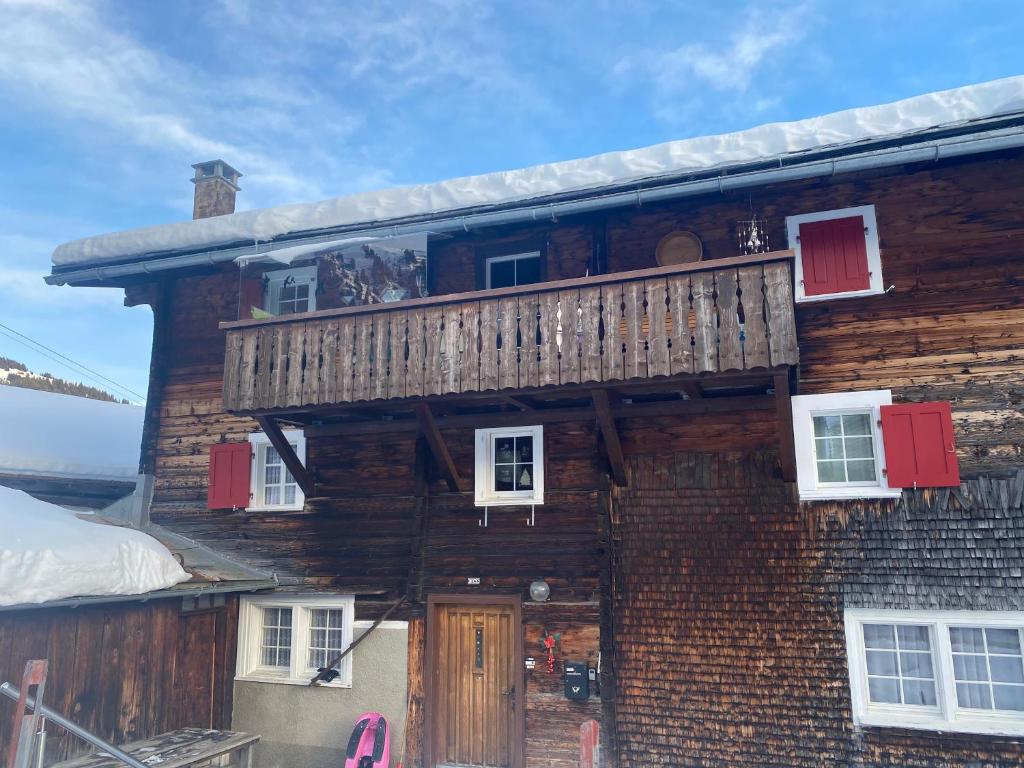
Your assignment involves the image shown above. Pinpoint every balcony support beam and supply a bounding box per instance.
[774,370,797,483]
[254,415,316,497]
[415,403,464,493]
[592,390,627,487]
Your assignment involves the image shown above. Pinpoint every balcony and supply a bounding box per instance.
[221,251,798,415]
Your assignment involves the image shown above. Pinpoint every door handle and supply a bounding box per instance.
[501,686,515,711]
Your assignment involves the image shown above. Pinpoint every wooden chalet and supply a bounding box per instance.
[32,81,1024,767]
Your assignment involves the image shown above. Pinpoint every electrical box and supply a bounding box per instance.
[564,661,589,700]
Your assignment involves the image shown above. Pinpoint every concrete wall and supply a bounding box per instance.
[233,622,408,768]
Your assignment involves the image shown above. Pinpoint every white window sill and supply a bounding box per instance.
[796,287,885,304]
[858,711,1024,737]
[236,672,352,688]
[798,486,902,501]
[245,504,305,513]
[474,496,544,508]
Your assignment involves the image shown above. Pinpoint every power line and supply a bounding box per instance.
[0,321,147,403]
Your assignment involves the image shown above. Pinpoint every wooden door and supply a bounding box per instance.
[429,600,521,768]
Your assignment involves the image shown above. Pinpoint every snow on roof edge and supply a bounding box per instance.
[51,76,1024,268]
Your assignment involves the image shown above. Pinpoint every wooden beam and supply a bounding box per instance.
[499,394,535,411]
[773,370,797,483]
[415,403,464,492]
[254,415,316,497]
[678,381,703,400]
[307,395,776,437]
[592,390,627,486]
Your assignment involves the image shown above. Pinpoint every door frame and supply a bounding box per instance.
[424,593,525,768]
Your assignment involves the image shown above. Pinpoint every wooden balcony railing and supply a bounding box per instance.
[221,251,798,413]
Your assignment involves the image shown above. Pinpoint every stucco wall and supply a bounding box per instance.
[233,622,408,768]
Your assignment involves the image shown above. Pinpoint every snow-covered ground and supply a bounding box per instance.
[0,486,189,606]
[0,385,143,481]
[51,76,1024,268]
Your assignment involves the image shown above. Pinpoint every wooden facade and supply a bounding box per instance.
[78,145,1024,767]
[0,598,238,764]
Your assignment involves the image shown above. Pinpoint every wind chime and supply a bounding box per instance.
[736,205,771,256]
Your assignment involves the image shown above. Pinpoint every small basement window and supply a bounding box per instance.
[485,251,543,289]
[786,204,883,302]
[474,425,544,506]
[248,430,306,512]
[237,595,355,687]
[791,390,900,501]
[264,265,317,315]
[845,609,1024,735]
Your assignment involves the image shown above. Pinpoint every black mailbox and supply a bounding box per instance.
[564,661,589,700]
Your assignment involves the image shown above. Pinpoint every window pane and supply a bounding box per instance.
[846,460,877,482]
[264,485,280,506]
[950,627,985,653]
[489,259,516,289]
[902,679,937,706]
[816,438,845,460]
[991,656,1024,684]
[514,256,542,286]
[897,625,931,651]
[868,677,900,704]
[813,415,843,437]
[956,682,992,709]
[845,436,875,459]
[265,465,281,486]
[866,650,898,676]
[863,624,896,650]
[986,628,1022,655]
[993,685,1024,711]
[515,436,534,462]
[266,446,282,465]
[816,461,846,483]
[494,464,515,491]
[308,609,345,671]
[494,437,515,463]
[515,463,533,491]
[900,651,934,679]
[842,413,872,435]
[284,485,296,505]
[953,653,989,682]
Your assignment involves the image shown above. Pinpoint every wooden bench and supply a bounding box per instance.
[50,728,259,768]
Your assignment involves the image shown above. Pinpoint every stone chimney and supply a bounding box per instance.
[191,160,242,219]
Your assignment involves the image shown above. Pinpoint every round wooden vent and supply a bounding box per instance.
[655,231,703,266]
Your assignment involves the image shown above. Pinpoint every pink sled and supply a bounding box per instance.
[344,711,390,768]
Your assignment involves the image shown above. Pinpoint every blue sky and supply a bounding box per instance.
[0,0,1022,402]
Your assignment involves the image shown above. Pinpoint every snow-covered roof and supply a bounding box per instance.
[51,76,1024,269]
[0,486,188,607]
[0,386,144,481]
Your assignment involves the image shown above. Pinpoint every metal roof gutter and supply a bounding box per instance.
[46,124,1024,286]
[0,578,279,612]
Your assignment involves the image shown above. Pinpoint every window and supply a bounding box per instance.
[237,595,355,686]
[846,609,1024,735]
[485,251,542,289]
[248,430,306,511]
[264,265,317,315]
[474,425,544,506]
[792,390,900,501]
[786,205,883,302]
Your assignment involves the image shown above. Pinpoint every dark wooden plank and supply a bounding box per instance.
[254,415,315,497]
[578,285,603,384]
[774,369,797,483]
[691,271,717,374]
[738,264,770,370]
[716,268,743,372]
[592,390,627,486]
[415,403,464,492]
[764,261,799,366]
[667,274,694,376]
[646,279,670,378]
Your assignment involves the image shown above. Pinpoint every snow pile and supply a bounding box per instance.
[0,386,144,480]
[51,76,1024,268]
[0,486,189,606]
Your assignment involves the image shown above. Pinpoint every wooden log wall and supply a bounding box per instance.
[0,598,237,764]
[221,257,798,412]
[141,150,1024,767]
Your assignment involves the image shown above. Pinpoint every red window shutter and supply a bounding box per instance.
[880,401,960,488]
[799,215,871,296]
[240,277,264,319]
[208,442,252,509]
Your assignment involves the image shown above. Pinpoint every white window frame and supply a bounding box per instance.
[791,390,901,502]
[846,609,1024,736]
[248,430,306,512]
[485,251,541,289]
[237,594,355,687]
[786,204,884,303]
[474,425,544,507]
[263,264,317,315]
